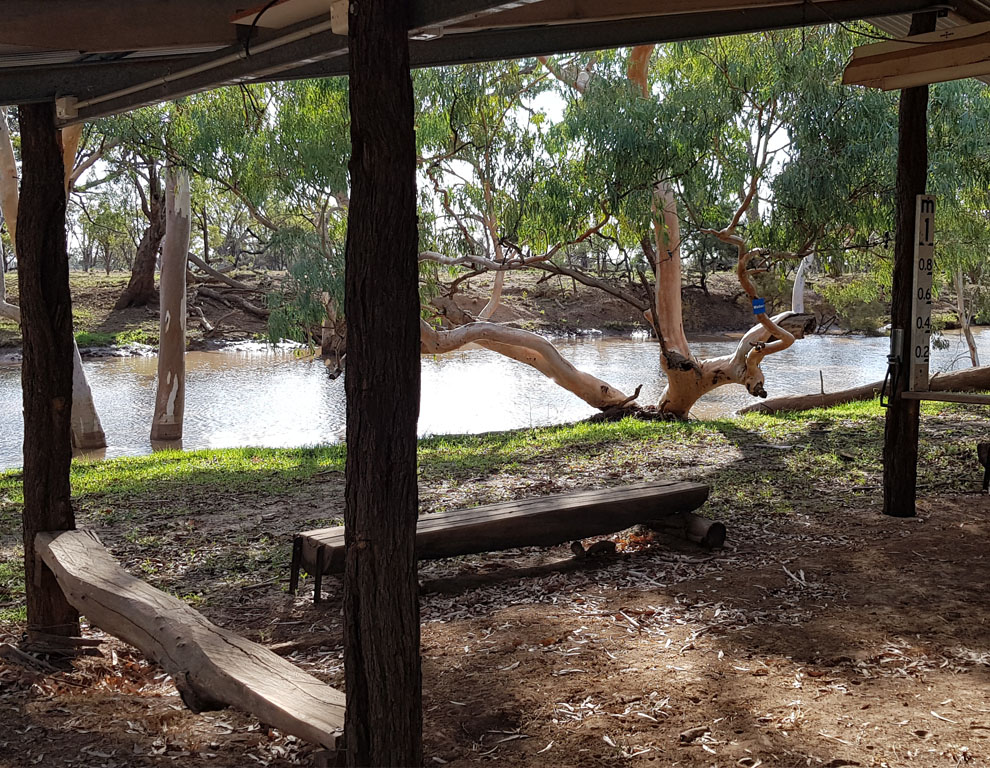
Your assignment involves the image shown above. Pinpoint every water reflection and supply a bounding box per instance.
[0,329,987,470]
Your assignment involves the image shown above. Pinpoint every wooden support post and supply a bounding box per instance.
[883,11,937,519]
[344,0,422,762]
[15,102,79,639]
[151,167,190,442]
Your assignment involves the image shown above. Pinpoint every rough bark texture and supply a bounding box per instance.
[16,102,78,638]
[151,168,190,442]
[883,11,936,519]
[343,0,423,763]
[115,164,165,309]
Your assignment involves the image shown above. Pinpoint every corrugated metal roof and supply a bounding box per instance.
[870,12,990,85]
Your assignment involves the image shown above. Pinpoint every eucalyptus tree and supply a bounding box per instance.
[75,186,136,274]
[539,33,856,417]
[925,78,990,367]
[414,61,636,409]
[0,108,107,449]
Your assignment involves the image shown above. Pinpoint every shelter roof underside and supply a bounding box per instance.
[1,0,988,123]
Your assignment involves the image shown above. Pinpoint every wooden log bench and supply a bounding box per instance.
[291,480,714,602]
[37,530,344,749]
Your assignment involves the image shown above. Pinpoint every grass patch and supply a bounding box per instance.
[75,328,158,348]
[0,399,985,626]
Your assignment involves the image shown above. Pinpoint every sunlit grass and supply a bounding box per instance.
[0,396,985,625]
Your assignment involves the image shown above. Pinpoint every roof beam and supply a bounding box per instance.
[450,0,800,30]
[0,0,247,51]
[843,21,990,88]
[0,0,952,117]
[282,0,943,79]
[38,0,525,121]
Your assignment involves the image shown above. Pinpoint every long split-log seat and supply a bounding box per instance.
[37,530,344,749]
[291,480,712,601]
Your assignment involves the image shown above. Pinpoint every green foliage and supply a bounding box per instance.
[75,328,156,348]
[265,227,343,346]
[818,276,888,332]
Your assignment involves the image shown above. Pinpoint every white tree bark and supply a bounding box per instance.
[955,267,980,367]
[151,168,191,442]
[420,319,631,409]
[1,108,107,448]
[791,252,814,315]
[70,342,106,449]
[60,122,107,449]
[0,108,19,321]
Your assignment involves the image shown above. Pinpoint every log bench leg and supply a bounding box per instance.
[648,511,726,549]
[289,537,303,595]
[314,548,328,604]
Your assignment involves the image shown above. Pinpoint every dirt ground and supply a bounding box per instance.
[449,270,754,337]
[1,407,989,768]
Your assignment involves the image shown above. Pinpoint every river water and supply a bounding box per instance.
[1,329,988,470]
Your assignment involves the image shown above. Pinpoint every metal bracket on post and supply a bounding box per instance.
[55,96,78,121]
[880,328,903,408]
[330,0,348,35]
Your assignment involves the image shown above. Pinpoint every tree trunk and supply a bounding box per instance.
[344,0,422,764]
[151,168,190,442]
[15,101,78,639]
[883,11,936,519]
[791,253,814,315]
[2,110,107,450]
[115,165,165,309]
[738,364,990,415]
[70,342,106,450]
[420,319,631,409]
[955,268,980,367]
[0,108,20,320]
[60,121,107,450]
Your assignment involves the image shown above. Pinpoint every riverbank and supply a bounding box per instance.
[0,401,988,766]
[0,268,778,355]
[0,271,272,352]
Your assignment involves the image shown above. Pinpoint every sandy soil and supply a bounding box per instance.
[1,409,988,767]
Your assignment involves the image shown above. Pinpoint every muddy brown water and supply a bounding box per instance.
[0,330,987,470]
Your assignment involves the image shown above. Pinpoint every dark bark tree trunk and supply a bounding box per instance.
[16,101,78,639]
[883,11,937,519]
[114,163,165,309]
[343,0,422,763]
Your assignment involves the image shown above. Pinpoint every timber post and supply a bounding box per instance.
[343,0,423,764]
[882,11,937,519]
[15,102,79,639]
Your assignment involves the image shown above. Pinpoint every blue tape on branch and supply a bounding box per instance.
[752,297,766,315]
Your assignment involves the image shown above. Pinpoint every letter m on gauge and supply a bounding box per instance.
[910,195,935,392]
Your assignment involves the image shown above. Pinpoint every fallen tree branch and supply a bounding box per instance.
[197,285,270,318]
[420,319,632,409]
[187,252,255,291]
[738,364,990,414]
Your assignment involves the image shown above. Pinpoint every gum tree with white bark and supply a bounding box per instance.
[0,107,106,449]
[151,167,191,442]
